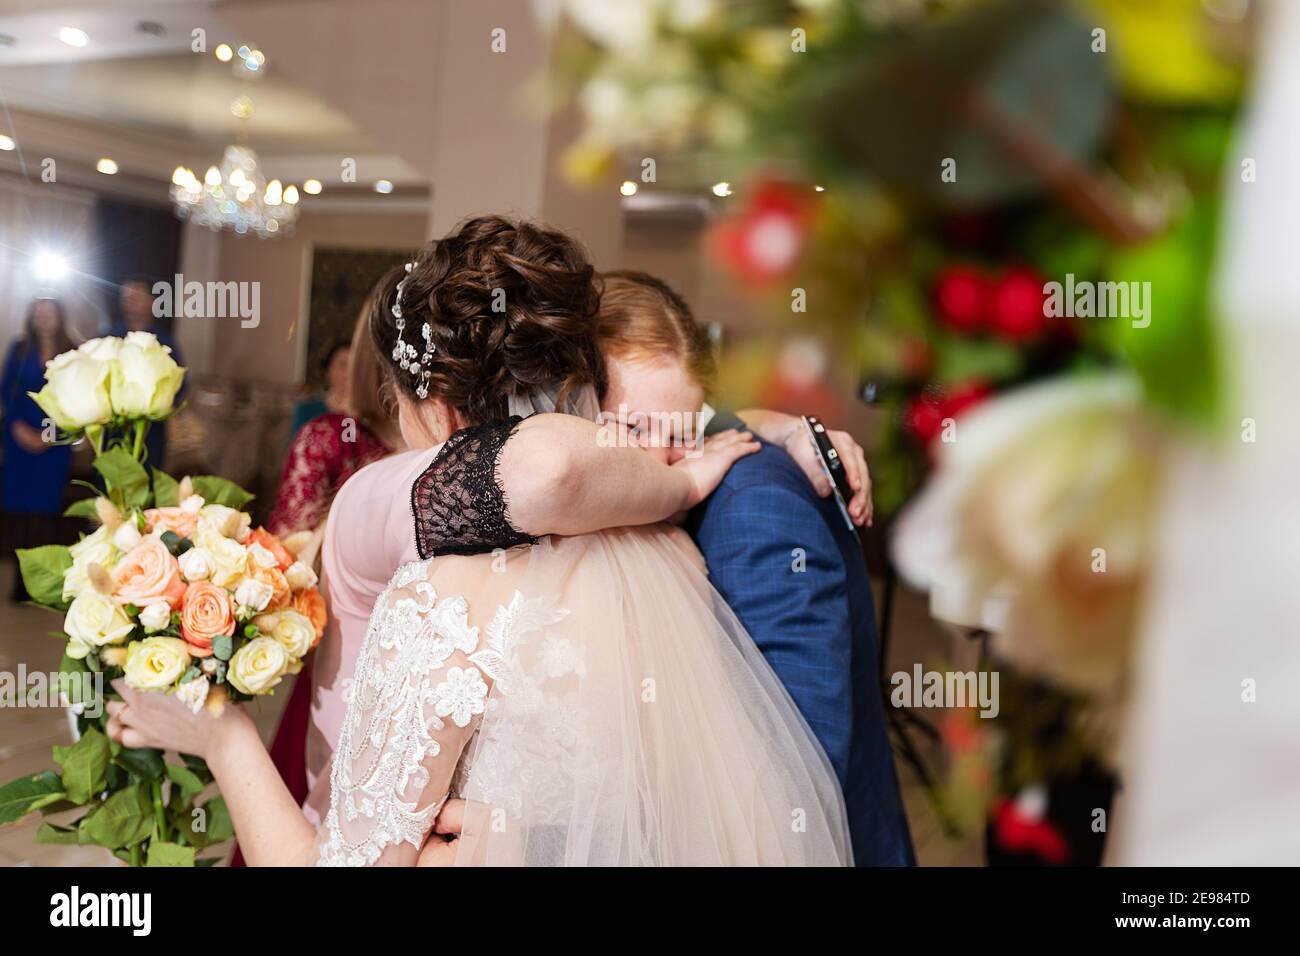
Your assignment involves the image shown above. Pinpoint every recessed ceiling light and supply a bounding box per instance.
[0,135,15,151]
[711,181,732,197]
[303,179,322,195]
[215,43,233,62]
[58,27,89,48]
[619,180,638,197]
[374,180,394,194]
[96,158,118,175]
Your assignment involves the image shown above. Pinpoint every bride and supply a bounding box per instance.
[107,216,853,866]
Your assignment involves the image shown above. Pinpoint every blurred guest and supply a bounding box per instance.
[107,276,183,470]
[267,320,399,541]
[288,340,352,440]
[2,298,75,601]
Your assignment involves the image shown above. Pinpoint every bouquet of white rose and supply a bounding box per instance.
[0,334,324,866]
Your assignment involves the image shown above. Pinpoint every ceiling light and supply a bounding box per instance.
[58,27,89,48]
[33,251,69,281]
[620,180,638,197]
[0,135,15,151]
[712,182,732,198]
[373,180,394,194]
[215,43,233,62]
[303,179,322,195]
[96,158,118,175]
[814,185,825,192]
[283,185,299,205]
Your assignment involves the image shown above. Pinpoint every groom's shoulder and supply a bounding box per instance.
[713,439,810,498]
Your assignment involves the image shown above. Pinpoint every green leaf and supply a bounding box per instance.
[37,822,80,845]
[0,771,66,824]
[93,446,151,509]
[16,545,73,610]
[152,469,180,508]
[181,754,213,785]
[212,634,233,661]
[190,475,254,510]
[164,764,205,804]
[53,727,111,804]
[113,746,165,782]
[78,783,153,849]
[146,839,195,867]
[195,856,221,867]
[56,654,90,705]
[159,530,193,557]
[62,497,99,519]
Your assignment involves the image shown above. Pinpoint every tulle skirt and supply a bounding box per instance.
[424,525,852,866]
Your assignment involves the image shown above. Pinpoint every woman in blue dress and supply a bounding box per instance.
[2,297,75,600]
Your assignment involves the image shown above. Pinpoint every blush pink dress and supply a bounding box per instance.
[303,444,439,824]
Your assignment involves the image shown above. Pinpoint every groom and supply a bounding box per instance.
[689,410,915,866]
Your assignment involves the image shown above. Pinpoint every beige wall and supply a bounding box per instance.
[185,208,429,383]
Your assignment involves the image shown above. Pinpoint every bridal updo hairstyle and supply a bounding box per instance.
[369,215,607,425]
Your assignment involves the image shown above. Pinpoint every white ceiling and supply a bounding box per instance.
[0,1,425,202]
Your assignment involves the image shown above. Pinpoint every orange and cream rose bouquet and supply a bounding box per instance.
[0,335,325,866]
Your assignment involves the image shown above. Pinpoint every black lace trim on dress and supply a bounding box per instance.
[411,416,537,560]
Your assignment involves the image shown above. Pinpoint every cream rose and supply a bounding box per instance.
[234,577,275,614]
[123,637,190,691]
[198,504,247,540]
[112,521,142,553]
[63,526,121,602]
[284,560,318,592]
[252,609,315,660]
[78,337,122,362]
[193,525,248,588]
[174,675,211,715]
[139,601,172,632]
[177,546,214,582]
[247,542,278,570]
[109,331,185,419]
[29,348,113,431]
[64,590,135,650]
[227,637,289,695]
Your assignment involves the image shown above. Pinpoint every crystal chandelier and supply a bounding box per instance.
[171,145,300,238]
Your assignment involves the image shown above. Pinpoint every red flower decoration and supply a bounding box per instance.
[903,382,991,448]
[989,267,1050,343]
[933,264,991,333]
[708,180,816,283]
[992,796,1071,865]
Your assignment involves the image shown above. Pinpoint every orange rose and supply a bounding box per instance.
[251,564,292,609]
[112,537,186,610]
[247,528,294,571]
[292,588,327,647]
[144,507,197,540]
[179,580,236,658]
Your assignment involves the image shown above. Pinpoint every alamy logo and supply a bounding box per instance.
[0,666,103,719]
[152,274,260,328]
[890,665,1000,718]
[1043,273,1150,328]
[49,886,151,936]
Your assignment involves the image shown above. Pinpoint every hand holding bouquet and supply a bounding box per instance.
[0,334,325,866]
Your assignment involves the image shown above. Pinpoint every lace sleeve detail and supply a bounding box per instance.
[411,416,537,559]
[317,562,491,867]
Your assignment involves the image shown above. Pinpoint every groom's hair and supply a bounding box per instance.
[369,215,607,424]
[597,270,716,390]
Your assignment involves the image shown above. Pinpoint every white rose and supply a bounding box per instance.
[139,601,172,632]
[30,348,112,431]
[198,504,245,540]
[123,637,190,691]
[234,577,275,614]
[227,637,289,695]
[253,609,315,660]
[193,526,248,588]
[284,560,318,592]
[78,337,122,362]
[109,331,185,419]
[174,675,210,715]
[180,493,205,515]
[63,526,121,601]
[64,590,135,649]
[247,542,278,570]
[177,546,214,582]
[112,521,142,553]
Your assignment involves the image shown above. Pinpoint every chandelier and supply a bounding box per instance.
[171,145,300,238]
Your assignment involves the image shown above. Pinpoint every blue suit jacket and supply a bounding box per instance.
[689,441,914,866]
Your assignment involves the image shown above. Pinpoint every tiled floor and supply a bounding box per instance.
[0,560,981,866]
